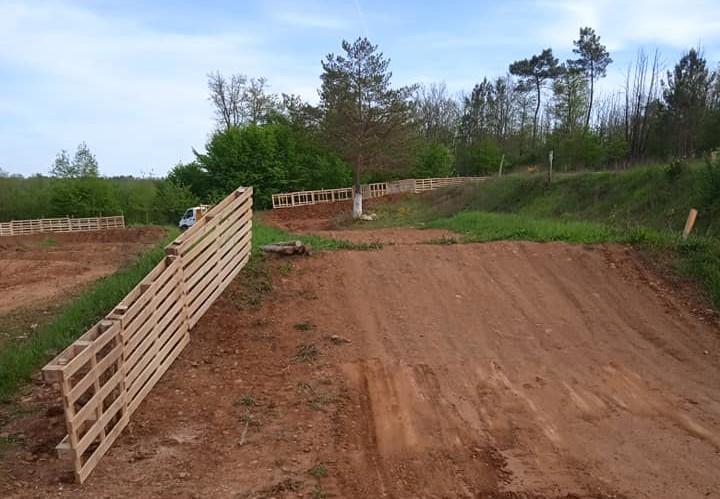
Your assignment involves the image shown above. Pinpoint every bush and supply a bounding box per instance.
[414,143,454,178]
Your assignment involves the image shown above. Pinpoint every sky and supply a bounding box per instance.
[1,0,720,177]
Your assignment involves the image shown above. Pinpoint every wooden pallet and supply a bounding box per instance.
[0,215,125,237]
[42,187,253,483]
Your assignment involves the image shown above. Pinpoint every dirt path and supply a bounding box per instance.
[2,229,720,498]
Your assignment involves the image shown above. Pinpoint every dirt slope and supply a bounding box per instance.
[1,233,719,498]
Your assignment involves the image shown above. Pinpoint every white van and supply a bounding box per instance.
[178,206,209,230]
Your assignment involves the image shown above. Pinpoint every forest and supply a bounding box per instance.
[2,26,719,219]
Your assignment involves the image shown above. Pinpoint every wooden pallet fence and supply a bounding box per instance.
[42,187,253,484]
[0,215,124,237]
[271,177,486,208]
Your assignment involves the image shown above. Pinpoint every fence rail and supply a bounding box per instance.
[42,187,253,484]
[0,215,125,237]
[271,176,486,208]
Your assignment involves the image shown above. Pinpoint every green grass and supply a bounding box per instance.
[252,219,383,252]
[369,162,720,309]
[0,227,179,401]
[429,212,620,244]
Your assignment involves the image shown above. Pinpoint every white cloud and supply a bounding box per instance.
[538,0,720,51]
[0,0,323,176]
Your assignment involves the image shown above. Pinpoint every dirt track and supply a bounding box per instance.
[2,228,720,498]
[0,227,165,315]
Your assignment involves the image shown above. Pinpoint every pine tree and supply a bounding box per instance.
[320,37,414,218]
[509,49,562,148]
[571,27,612,131]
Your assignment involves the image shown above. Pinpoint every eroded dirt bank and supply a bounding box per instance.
[1,237,719,498]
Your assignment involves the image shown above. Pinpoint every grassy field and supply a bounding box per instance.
[364,161,720,308]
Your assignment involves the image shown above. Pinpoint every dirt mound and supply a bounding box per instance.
[2,236,718,498]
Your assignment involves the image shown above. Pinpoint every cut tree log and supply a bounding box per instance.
[261,240,310,256]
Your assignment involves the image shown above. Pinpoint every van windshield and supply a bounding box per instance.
[183,209,193,218]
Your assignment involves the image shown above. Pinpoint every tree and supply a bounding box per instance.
[509,49,562,148]
[207,72,279,130]
[50,142,98,178]
[552,63,587,135]
[571,27,612,131]
[320,37,415,217]
[413,83,460,145]
[415,143,453,178]
[72,142,99,177]
[208,71,246,131]
[663,48,715,157]
[50,149,75,177]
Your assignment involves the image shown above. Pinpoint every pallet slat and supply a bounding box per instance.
[41,187,253,484]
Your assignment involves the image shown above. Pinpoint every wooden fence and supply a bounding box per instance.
[0,215,125,237]
[271,176,486,208]
[42,187,253,483]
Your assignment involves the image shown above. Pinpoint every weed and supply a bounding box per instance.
[309,463,328,479]
[236,394,256,407]
[39,238,57,248]
[427,235,458,245]
[308,393,335,410]
[264,478,303,495]
[295,344,319,363]
[278,262,294,274]
[294,321,315,332]
[0,435,15,453]
[311,485,328,499]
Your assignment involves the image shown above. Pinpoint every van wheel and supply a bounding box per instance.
[180,225,189,231]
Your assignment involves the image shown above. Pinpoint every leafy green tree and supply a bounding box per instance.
[168,162,213,201]
[49,177,119,217]
[50,142,99,178]
[510,49,562,147]
[320,37,415,217]
[72,142,99,177]
[152,180,199,224]
[50,150,76,177]
[415,143,454,178]
[570,27,612,131]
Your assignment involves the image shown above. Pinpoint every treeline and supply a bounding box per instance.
[0,174,197,225]
[0,144,196,224]
[4,29,720,219]
[170,30,720,209]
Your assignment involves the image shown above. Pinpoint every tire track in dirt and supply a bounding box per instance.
[2,232,719,498]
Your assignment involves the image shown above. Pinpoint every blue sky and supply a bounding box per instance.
[1,0,720,177]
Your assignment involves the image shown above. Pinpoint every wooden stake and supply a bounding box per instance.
[682,208,698,240]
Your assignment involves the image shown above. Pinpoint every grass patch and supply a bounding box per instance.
[253,219,383,252]
[235,394,256,407]
[428,212,622,244]
[309,463,328,479]
[294,321,315,332]
[38,237,57,248]
[0,227,178,401]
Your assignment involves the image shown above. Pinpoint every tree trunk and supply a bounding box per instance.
[585,64,594,132]
[533,79,541,148]
[352,159,362,219]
